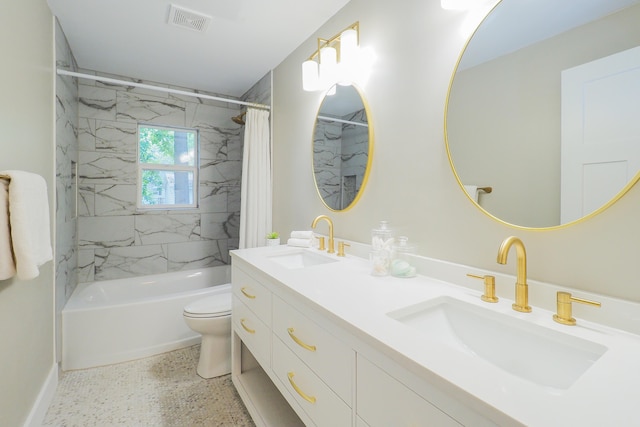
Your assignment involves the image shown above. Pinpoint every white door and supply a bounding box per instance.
[561,45,640,223]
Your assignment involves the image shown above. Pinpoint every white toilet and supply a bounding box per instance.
[183,290,232,379]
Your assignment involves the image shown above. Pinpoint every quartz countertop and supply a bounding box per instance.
[231,244,640,426]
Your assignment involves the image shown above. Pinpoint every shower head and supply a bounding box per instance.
[231,111,246,125]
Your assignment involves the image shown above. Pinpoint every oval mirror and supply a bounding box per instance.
[446,0,640,229]
[313,84,373,211]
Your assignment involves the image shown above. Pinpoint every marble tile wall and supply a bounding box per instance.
[76,71,268,282]
[313,109,368,209]
[55,19,79,360]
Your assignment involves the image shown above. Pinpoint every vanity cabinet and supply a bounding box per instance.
[231,255,499,427]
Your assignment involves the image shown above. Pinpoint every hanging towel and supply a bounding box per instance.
[290,230,314,239]
[463,185,479,203]
[1,170,53,280]
[0,178,16,280]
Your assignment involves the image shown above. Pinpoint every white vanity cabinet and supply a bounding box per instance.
[230,253,502,427]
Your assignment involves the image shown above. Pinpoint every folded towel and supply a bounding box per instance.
[287,238,313,248]
[0,178,16,280]
[291,230,314,239]
[1,171,53,280]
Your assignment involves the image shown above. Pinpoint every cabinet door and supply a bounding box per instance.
[273,336,352,427]
[357,355,461,427]
[232,295,271,368]
[273,296,354,404]
[233,267,272,325]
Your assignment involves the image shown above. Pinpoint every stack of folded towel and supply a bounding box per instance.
[287,230,316,248]
[0,170,53,281]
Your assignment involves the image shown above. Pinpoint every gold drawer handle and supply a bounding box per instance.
[287,372,316,404]
[287,328,317,352]
[240,318,255,334]
[241,287,256,299]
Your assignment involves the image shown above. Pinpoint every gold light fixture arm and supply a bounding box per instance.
[307,22,360,62]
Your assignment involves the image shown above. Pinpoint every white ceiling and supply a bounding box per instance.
[459,0,640,69]
[47,0,351,97]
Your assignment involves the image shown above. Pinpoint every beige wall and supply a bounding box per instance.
[448,4,640,227]
[0,0,55,425]
[272,0,640,302]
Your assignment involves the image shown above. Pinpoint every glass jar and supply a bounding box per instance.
[391,236,416,278]
[371,221,393,276]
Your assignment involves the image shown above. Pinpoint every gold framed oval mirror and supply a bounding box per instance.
[445,0,640,229]
[313,83,373,211]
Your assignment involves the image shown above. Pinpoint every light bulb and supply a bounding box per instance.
[302,59,319,91]
[319,46,338,89]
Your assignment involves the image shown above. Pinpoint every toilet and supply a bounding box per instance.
[183,290,232,379]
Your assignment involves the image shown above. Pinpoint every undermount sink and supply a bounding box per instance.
[267,249,338,269]
[387,296,607,390]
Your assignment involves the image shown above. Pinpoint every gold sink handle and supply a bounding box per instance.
[467,273,499,303]
[316,236,326,251]
[337,241,350,257]
[553,291,601,326]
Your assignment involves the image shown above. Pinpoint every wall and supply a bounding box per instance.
[271,0,640,302]
[448,4,640,227]
[54,19,79,362]
[0,0,55,425]
[76,72,246,282]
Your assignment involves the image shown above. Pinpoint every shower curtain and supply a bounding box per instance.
[239,108,272,249]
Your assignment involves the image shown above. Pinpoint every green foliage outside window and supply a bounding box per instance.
[138,125,197,207]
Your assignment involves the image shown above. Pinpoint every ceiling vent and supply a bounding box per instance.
[168,4,211,33]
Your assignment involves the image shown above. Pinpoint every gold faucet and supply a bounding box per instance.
[496,236,531,313]
[311,215,334,253]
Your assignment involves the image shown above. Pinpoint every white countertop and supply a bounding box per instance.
[231,244,640,426]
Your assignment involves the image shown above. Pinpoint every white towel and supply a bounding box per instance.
[1,171,53,280]
[463,185,479,202]
[0,178,16,280]
[291,230,314,239]
[287,238,313,248]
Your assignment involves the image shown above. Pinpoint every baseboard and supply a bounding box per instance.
[23,363,58,427]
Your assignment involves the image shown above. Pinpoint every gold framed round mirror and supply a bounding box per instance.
[313,83,373,211]
[445,0,640,229]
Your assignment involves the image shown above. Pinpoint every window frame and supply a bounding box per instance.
[136,123,199,210]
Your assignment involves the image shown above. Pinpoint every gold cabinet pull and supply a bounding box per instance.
[287,372,316,404]
[240,287,256,299]
[287,328,317,352]
[240,318,255,334]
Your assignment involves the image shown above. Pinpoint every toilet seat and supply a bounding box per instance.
[184,293,231,318]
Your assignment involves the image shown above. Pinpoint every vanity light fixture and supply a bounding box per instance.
[302,22,362,92]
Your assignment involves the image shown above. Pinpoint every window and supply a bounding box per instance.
[137,124,198,209]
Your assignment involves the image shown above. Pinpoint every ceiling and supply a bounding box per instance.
[459,0,640,69]
[47,0,351,97]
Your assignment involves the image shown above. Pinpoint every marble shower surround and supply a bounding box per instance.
[77,71,245,282]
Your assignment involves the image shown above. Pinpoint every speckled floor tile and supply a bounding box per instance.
[43,345,255,426]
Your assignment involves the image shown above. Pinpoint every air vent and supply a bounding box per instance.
[168,4,211,33]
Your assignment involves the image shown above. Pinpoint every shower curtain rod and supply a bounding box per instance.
[56,69,271,110]
[317,115,368,128]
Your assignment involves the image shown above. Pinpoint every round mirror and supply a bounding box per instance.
[313,84,373,211]
[446,0,640,229]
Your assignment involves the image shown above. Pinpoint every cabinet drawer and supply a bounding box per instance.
[232,295,270,368]
[273,336,351,427]
[357,355,461,427]
[232,267,272,326]
[273,296,354,404]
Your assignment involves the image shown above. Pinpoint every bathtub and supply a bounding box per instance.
[62,266,230,371]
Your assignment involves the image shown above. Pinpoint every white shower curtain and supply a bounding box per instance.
[239,108,272,249]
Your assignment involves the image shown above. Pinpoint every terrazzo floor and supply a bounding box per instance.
[43,345,255,426]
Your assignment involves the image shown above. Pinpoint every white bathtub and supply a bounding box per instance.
[62,266,231,371]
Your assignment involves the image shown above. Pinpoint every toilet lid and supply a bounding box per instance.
[184,293,231,318]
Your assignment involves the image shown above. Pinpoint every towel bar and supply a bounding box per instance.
[478,186,492,194]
